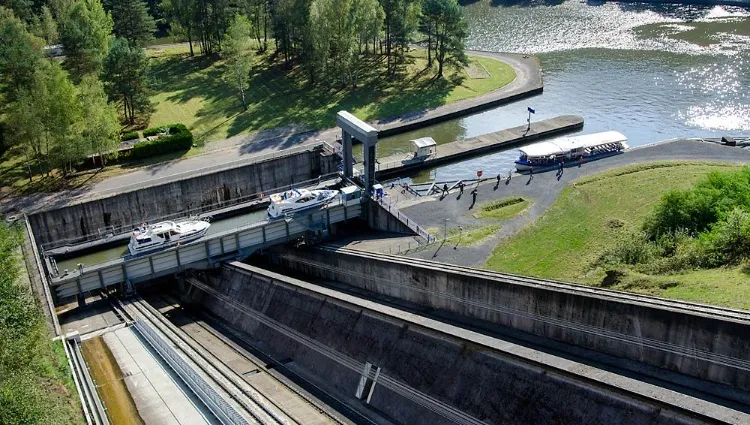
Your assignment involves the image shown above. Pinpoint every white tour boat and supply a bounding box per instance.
[128,219,210,256]
[515,131,628,171]
[267,188,339,219]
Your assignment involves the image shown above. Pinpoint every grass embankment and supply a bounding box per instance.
[147,45,516,143]
[486,162,750,310]
[429,224,501,247]
[0,222,84,424]
[475,196,531,220]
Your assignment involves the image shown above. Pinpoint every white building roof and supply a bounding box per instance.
[411,137,437,149]
[519,131,627,158]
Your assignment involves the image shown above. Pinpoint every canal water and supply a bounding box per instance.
[369,1,750,182]
[54,209,268,272]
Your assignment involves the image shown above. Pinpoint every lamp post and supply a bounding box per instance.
[444,218,449,241]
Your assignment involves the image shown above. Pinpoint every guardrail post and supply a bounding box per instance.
[262,226,267,247]
[219,237,225,254]
[98,270,105,291]
[148,256,155,275]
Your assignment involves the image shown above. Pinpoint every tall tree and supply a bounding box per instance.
[428,0,465,78]
[221,14,253,110]
[379,0,419,74]
[0,7,44,101]
[352,0,383,55]
[162,0,196,55]
[7,61,80,175]
[30,5,59,45]
[59,0,113,81]
[105,0,156,47]
[77,75,120,167]
[102,37,152,124]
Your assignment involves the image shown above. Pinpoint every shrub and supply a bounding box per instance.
[644,167,750,238]
[130,124,193,159]
[121,131,140,141]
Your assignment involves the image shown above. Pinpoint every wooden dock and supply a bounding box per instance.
[369,115,584,177]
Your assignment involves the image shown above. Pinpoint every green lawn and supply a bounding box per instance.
[147,45,516,143]
[485,162,750,310]
[474,197,531,220]
[429,224,500,247]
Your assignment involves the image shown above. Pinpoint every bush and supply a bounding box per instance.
[121,131,140,141]
[130,124,193,159]
[644,167,750,238]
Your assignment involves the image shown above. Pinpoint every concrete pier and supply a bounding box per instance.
[369,115,584,177]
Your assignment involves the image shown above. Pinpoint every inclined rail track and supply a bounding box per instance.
[188,277,488,425]
[216,262,742,425]
[116,296,287,425]
[153,293,352,425]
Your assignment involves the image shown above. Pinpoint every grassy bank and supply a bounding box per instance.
[0,222,83,424]
[147,45,516,143]
[485,162,750,310]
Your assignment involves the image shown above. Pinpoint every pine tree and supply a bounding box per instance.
[105,0,156,47]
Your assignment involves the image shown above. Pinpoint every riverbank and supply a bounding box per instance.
[3,51,542,214]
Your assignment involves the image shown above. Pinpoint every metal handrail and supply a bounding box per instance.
[133,320,251,425]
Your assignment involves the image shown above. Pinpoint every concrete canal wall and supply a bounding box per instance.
[29,146,339,247]
[267,246,750,397]
[190,263,721,425]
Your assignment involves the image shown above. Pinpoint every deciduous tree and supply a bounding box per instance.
[0,7,44,101]
[78,75,120,167]
[162,0,196,55]
[59,0,113,81]
[221,14,254,109]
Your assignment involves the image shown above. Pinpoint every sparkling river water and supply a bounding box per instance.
[374,1,750,181]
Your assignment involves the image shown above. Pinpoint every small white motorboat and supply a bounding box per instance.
[267,188,339,219]
[515,131,628,171]
[128,218,210,256]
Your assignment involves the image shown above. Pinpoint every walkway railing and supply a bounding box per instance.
[375,197,435,243]
[133,320,251,425]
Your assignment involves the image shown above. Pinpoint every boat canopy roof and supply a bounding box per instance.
[519,131,627,158]
[410,137,437,149]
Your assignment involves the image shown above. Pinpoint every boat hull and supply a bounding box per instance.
[128,223,209,256]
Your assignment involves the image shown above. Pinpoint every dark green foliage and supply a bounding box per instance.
[121,130,139,140]
[130,123,192,158]
[0,223,82,425]
[644,167,750,238]
[604,167,750,273]
[58,0,113,82]
[0,7,44,101]
[104,0,156,47]
[102,38,153,124]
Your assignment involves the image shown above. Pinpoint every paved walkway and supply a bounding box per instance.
[351,140,750,266]
[5,51,541,213]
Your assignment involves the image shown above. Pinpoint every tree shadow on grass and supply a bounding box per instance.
[148,49,464,152]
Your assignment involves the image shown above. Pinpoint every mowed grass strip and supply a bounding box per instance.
[146,45,516,143]
[485,161,750,309]
[429,224,500,247]
[475,196,531,220]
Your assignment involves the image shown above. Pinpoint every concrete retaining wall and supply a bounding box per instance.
[192,265,712,425]
[268,247,750,394]
[29,147,338,247]
[366,199,415,236]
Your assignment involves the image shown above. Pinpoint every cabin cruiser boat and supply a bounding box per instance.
[515,131,628,171]
[128,218,210,256]
[267,188,339,219]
